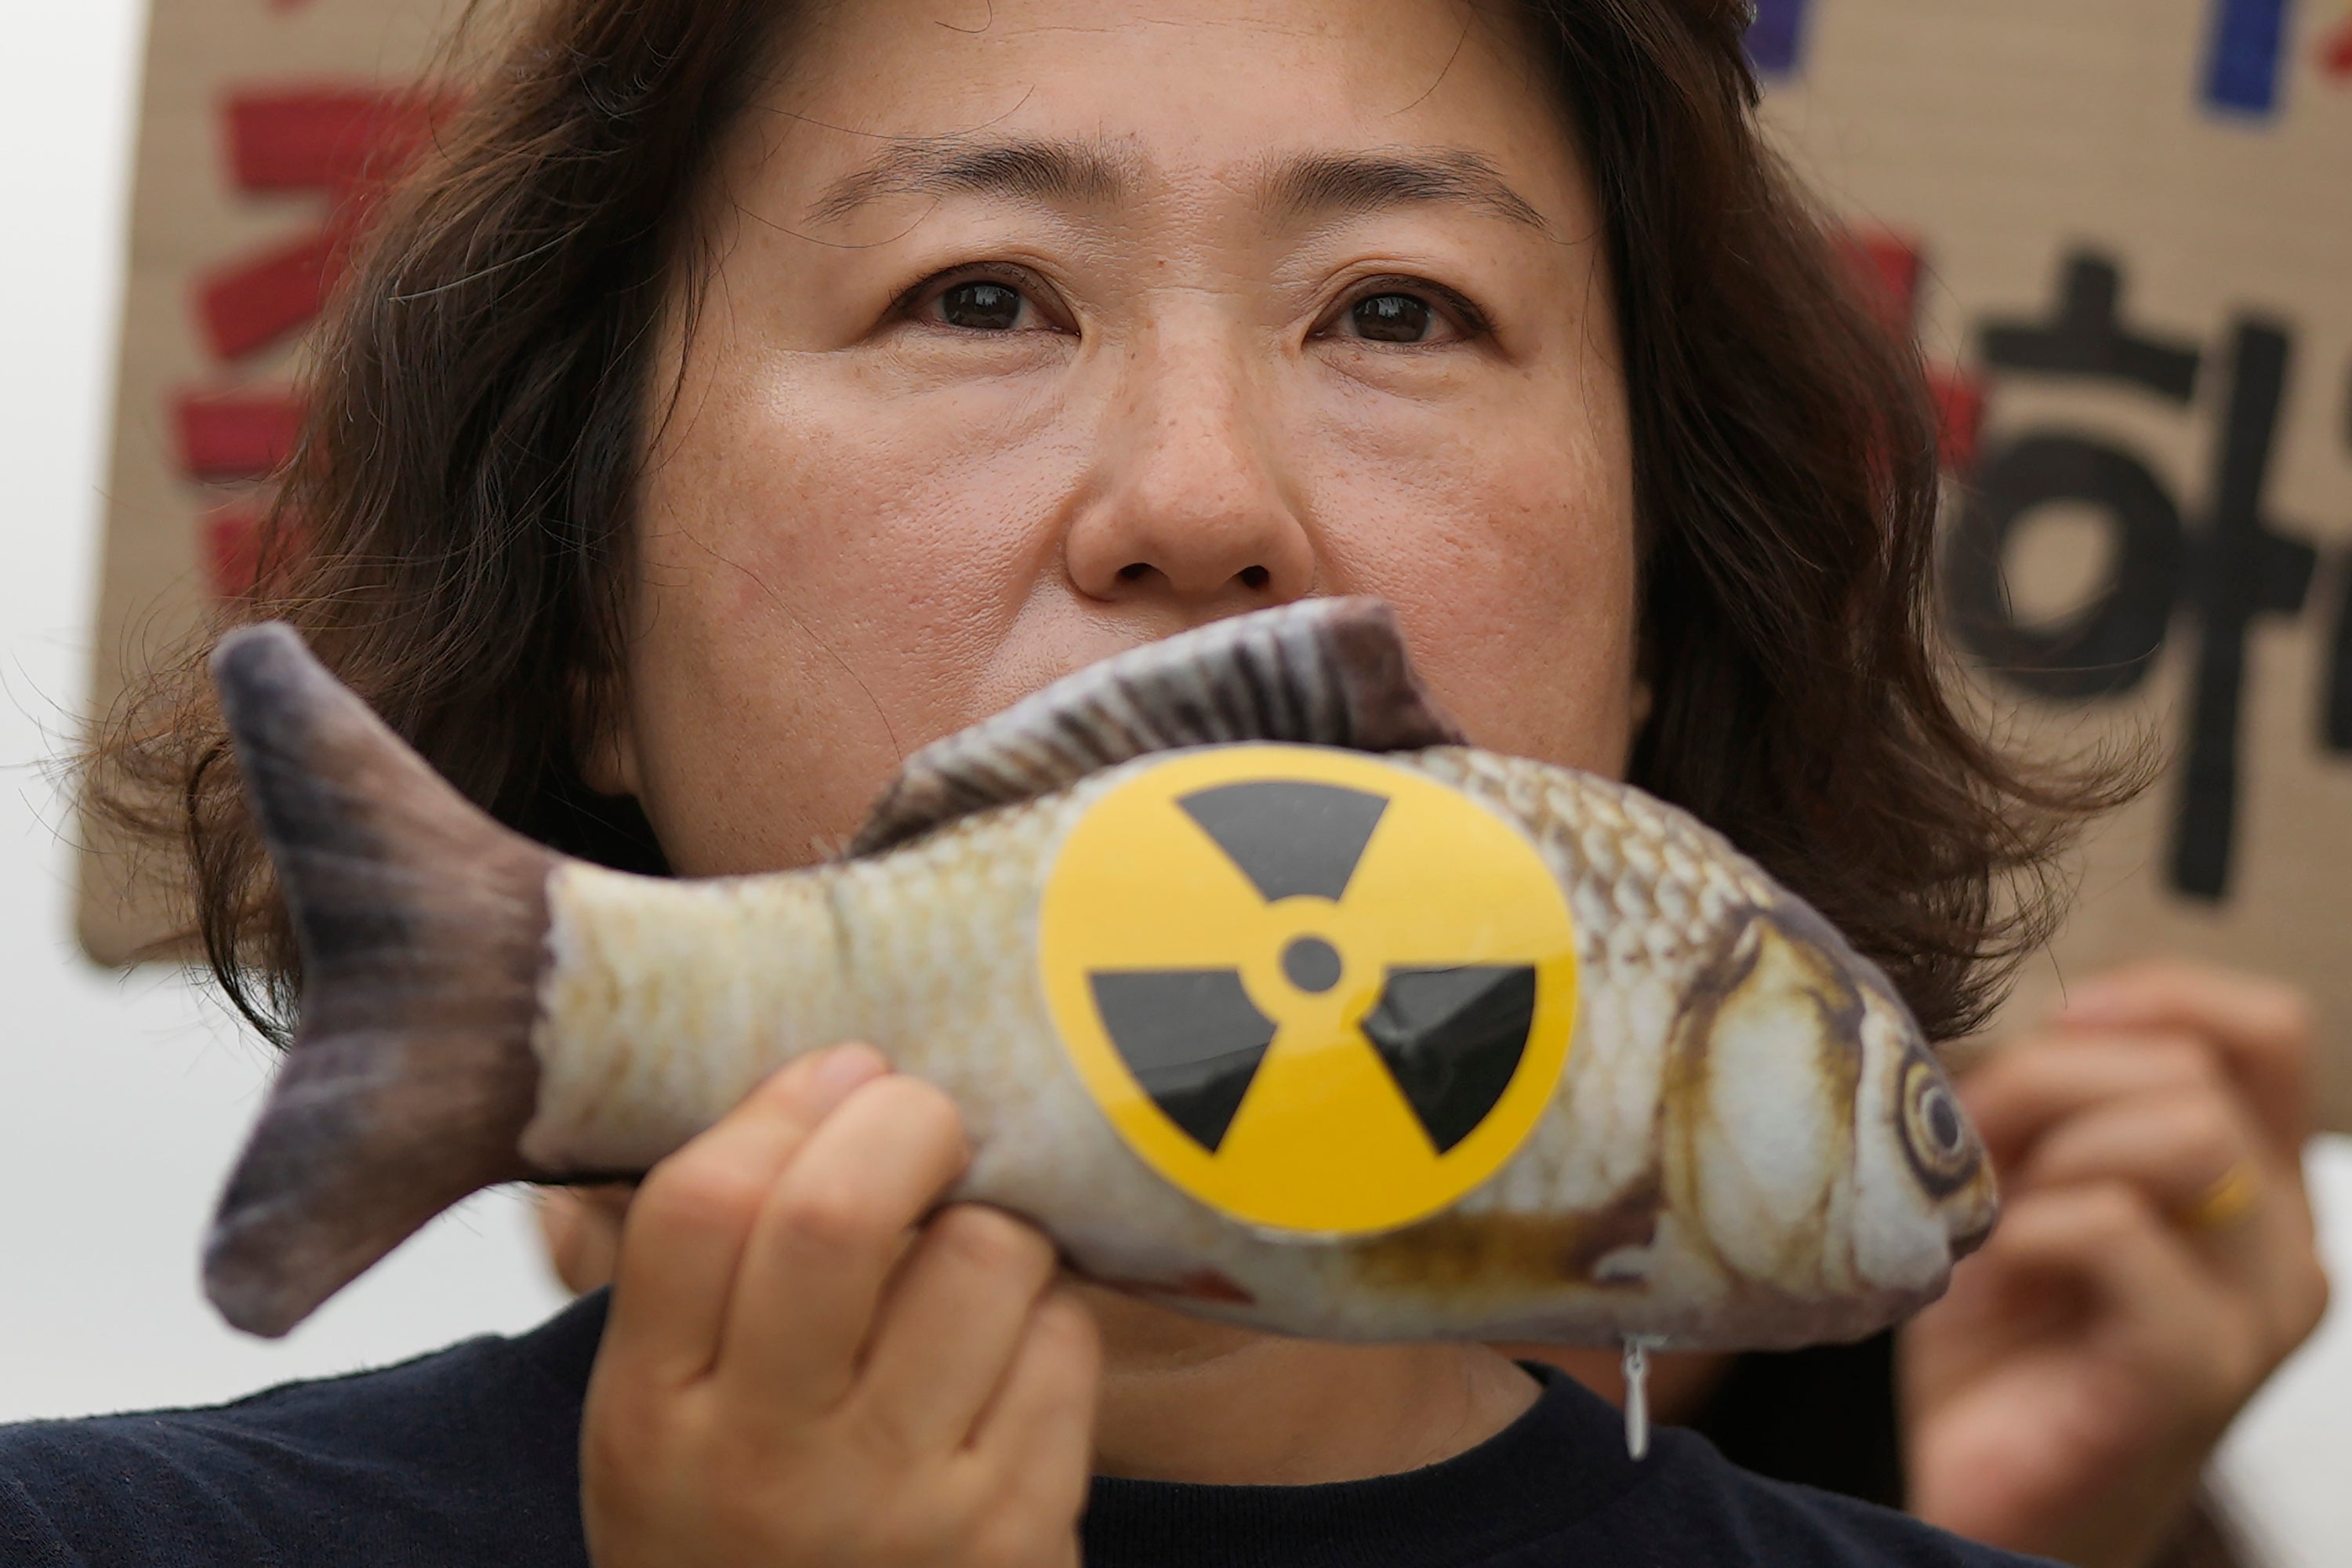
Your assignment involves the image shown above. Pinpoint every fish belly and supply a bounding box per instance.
[523,750,1883,1348]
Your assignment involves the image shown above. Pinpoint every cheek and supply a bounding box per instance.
[623,344,1087,873]
[1297,361,1639,775]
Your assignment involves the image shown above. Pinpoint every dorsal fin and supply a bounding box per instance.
[850,598,1465,856]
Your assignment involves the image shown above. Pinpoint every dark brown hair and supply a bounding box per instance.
[93,0,2119,1045]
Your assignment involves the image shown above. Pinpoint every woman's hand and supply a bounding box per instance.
[543,1183,632,1297]
[1903,962,2331,1568]
[580,1044,1102,1568]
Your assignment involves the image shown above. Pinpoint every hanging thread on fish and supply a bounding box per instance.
[1621,1334,1665,1460]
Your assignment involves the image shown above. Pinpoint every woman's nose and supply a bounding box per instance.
[1064,334,1315,609]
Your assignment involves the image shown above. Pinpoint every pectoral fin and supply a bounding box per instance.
[851,598,1463,855]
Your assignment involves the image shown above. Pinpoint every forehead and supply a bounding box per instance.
[753,0,1581,217]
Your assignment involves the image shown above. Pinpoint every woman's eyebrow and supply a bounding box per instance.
[1258,147,1552,235]
[801,137,1548,237]
[804,136,1134,227]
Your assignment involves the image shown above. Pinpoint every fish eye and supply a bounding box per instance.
[1897,1054,1979,1196]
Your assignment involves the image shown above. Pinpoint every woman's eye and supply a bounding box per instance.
[1348,292,1438,343]
[1321,283,1486,348]
[934,280,1033,332]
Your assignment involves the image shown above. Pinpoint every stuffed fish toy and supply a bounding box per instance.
[205,598,1995,1374]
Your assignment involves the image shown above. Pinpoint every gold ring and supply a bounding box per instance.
[2177,1162,2261,1234]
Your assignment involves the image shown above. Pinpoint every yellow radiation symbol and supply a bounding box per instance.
[1038,745,1577,1236]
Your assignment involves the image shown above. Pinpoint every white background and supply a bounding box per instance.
[0,0,568,1424]
[0,2,2343,1563]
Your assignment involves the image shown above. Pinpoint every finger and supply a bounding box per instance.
[2055,962,2315,1149]
[1972,1181,2247,1416]
[601,1044,890,1386]
[718,1074,973,1410]
[2001,1072,2332,1364]
[1960,1035,2219,1169]
[858,1205,1060,1450]
[541,1185,631,1296]
[1974,1181,2222,1338]
[971,1288,1102,1504]
[2010,1089,2262,1232]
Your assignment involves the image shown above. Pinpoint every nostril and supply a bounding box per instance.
[1118,562,1152,583]
[1237,565,1270,590]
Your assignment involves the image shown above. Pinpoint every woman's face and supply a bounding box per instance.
[606,0,1639,875]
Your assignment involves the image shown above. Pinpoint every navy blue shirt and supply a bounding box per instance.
[1,1292,2055,1566]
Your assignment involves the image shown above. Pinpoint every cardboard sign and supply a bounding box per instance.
[1758,0,2352,1127]
[80,0,2352,1127]
[77,0,462,964]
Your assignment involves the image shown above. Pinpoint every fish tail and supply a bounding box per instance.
[203,623,557,1337]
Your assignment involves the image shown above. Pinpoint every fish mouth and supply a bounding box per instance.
[1949,1214,1995,1261]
